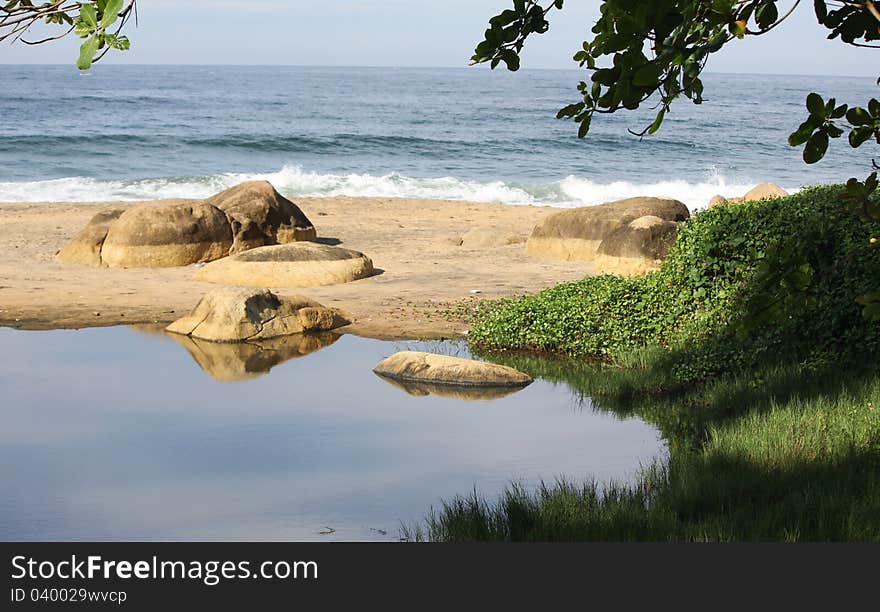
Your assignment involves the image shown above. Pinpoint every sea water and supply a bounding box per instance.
[0,65,876,209]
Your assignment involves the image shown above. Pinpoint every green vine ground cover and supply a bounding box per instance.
[407,186,880,541]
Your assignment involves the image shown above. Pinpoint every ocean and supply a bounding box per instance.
[0,65,876,210]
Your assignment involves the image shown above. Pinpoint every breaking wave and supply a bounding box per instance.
[0,165,787,210]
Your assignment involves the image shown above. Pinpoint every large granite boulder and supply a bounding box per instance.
[525,196,689,273]
[744,182,788,202]
[592,215,680,276]
[373,351,533,389]
[169,331,340,382]
[204,180,316,253]
[56,208,124,266]
[57,181,317,268]
[707,183,788,208]
[166,286,351,342]
[194,243,374,288]
[597,215,678,260]
[101,202,233,268]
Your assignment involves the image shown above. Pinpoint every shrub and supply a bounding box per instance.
[469,186,880,383]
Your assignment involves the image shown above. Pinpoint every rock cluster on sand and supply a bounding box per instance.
[166,286,351,343]
[525,196,689,275]
[708,182,788,207]
[57,181,316,268]
[373,351,533,389]
[194,243,375,288]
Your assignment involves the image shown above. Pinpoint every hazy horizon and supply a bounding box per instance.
[1,63,875,80]
[0,1,876,77]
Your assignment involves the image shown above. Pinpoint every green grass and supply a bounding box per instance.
[405,360,880,541]
[406,186,880,542]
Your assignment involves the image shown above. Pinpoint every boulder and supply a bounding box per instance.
[708,195,728,208]
[169,331,340,382]
[376,375,527,401]
[57,181,318,268]
[744,182,788,202]
[458,228,526,248]
[708,183,787,208]
[525,196,689,272]
[373,351,533,389]
[194,243,374,288]
[56,209,124,266]
[166,286,351,342]
[204,180,316,253]
[592,215,680,276]
[598,215,678,260]
[101,202,233,268]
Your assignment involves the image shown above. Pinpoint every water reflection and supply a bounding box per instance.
[168,332,341,382]
[0,327,666,541]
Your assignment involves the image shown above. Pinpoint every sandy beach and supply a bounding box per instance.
[0,196,594,339]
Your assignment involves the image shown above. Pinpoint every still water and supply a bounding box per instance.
[0,326,665,541]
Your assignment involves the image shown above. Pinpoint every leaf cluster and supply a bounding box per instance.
[0,0,134,69]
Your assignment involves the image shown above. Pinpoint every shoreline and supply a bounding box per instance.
[0,196,594,339]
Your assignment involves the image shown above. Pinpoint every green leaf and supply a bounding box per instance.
[648,108,665,135]
[803,131,828,163]
[499,49,520,71]
[830,104,847,119]
[846,107,872,126]
[813,0,827,23]
[755,1,778,29]
[577,115,591,138]
[76,35,100,70]
[556,103,584,119]
[788,121,814,147]
[79,3,97,28]
[100,0,123,29]
[632,62,663,87]
[806,93,824,116]
[849,126,874,148]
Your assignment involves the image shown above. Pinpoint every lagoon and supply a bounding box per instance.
[0,327,665,541]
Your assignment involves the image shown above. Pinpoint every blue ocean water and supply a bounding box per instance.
[0,65,876,209]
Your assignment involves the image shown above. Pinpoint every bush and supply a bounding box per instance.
[469,185,880,383]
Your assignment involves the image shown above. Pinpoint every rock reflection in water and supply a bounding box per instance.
[168,331,341,382]
[374,374,526,401]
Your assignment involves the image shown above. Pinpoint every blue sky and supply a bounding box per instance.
[0,0,874,76]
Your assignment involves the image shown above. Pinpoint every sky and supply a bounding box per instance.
[0,0,875,76]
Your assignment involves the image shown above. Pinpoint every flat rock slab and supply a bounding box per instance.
[376,375,527,400]
[373,351,533,388]
[194,243,375,288]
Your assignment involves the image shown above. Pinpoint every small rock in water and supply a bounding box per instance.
[470,289,481,294]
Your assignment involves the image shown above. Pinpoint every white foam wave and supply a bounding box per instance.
[0,165,794,210]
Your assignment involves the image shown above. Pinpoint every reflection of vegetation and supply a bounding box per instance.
[409,190,880,541]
